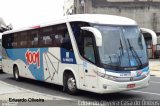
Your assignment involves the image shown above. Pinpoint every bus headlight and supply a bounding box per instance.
[104,74,117,81]
[96,71,117,81]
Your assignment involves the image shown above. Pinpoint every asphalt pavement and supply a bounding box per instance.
[0,59,160,106]
[0,73,160,106]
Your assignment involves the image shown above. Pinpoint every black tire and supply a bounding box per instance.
[65,73,77,94]
[13,66,20,81]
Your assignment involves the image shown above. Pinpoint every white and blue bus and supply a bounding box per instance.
[2,14,150,94]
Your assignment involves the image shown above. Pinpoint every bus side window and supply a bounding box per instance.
[54,34,61,47]
[40,26,53,47]
[56,24,73,51]
[3,34,13,49]
[19,32,28,48]
[12,33,18,48]
[82,31,96,64]
[30,30,39,48]
[33,35,38,47]
[2,35,7,48]
[44,35,52,45]
[8,34,13,48]
[70,21,91,58]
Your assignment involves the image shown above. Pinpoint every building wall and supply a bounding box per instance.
[63,0,74,15]
[73,0,92,14]
[70,0,160,33]
[91,0,160,32]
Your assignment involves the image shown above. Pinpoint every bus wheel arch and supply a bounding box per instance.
[13,64,20,81]
[63,70,77,94]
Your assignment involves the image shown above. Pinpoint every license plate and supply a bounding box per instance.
[127,84,135,88]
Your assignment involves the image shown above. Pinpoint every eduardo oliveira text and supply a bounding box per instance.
[9,98,44,102]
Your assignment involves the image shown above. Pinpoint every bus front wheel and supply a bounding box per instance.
[13,66,20,81]
[65,73,77,94]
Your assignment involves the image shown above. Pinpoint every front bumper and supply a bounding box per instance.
[96,74,150,94]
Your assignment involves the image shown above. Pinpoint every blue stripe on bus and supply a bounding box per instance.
[6,48,48,81]
[5,48,77,80]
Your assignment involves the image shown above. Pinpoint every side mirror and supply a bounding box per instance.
[81,27,102,46]
[140,28,157,45]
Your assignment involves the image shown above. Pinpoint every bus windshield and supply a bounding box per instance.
[94,25,148,70]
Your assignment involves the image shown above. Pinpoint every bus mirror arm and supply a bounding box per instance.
[81,27,102,47]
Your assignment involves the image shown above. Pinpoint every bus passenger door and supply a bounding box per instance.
[79,31,98,90]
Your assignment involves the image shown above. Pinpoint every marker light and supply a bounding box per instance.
[31,26,40,29]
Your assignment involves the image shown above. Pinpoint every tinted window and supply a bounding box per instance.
[2,23,73,50]
[56,24,72,50]
[39,26,53,47]
[19,32,28,48]
[39,24,73,50]
[81,31,96,64]
[2,34,13,49]
[70,22,97,63]
[30,29,39,48]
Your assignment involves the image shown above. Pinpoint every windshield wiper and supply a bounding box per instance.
[127,39,142,66]
[118,39,124,66]
[120,39,124,55]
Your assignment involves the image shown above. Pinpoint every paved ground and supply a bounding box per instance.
[0,74,160,106]
[0,81,73,101]
[149,59,160,70]
[0,59,160,106]
[149,59,160,77]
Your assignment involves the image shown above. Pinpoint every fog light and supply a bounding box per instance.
[103,84,107,89]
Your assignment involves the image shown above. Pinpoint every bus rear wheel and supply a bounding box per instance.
[65,73,77,94]
[13,66,20,81]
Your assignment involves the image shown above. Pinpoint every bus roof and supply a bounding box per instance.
[3,14,137,35]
